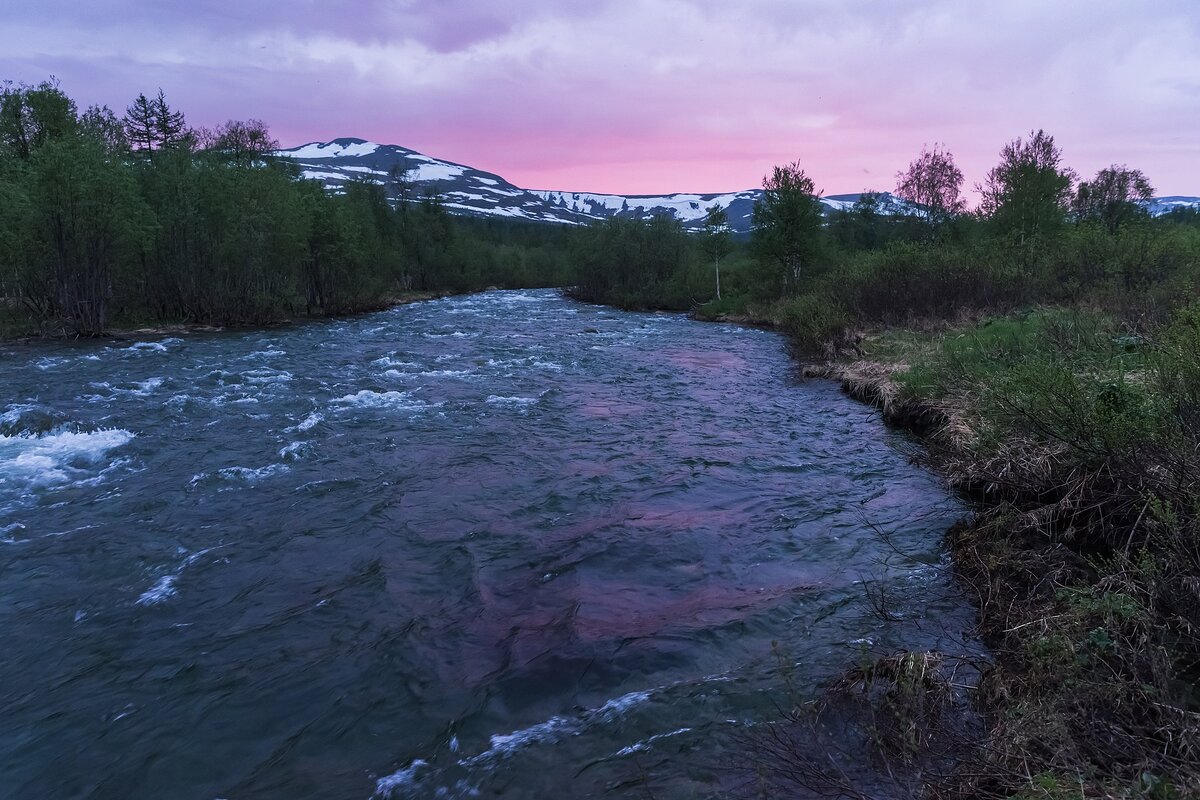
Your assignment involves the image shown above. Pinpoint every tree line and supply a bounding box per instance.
[4,79,1196,342]
[0,79,578,336]
[569,128,1200,349]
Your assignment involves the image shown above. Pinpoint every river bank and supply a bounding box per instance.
[792,319,1200,799]
[0,290,456,343]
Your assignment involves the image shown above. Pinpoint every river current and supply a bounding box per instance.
[0,290,975,799]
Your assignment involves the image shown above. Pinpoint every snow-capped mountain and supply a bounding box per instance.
[275,138,911,232]
[1143,196,1200,216]
[277,138,586,225]
[276,138,1198,232]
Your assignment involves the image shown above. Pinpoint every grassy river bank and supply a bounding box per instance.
[736,306,1200,799]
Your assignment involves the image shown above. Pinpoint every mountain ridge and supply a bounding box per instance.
[276,137,1200,234]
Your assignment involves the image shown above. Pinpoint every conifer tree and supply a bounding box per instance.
[124,92,157,153]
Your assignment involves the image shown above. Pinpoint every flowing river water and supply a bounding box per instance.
[0,290,977,799]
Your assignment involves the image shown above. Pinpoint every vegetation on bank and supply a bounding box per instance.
[0,79,581,337]
[814,312,1200,799]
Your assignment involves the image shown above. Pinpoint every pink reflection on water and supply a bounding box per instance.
[666,349,747,372]
[570,575,813,642]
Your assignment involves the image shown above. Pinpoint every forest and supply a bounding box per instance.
[0,79,578,337]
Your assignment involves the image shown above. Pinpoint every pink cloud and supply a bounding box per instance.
[3,0,1198,197]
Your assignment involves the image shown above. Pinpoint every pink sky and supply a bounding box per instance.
[3,0,1199,197]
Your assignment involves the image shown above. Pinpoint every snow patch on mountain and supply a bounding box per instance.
[407,162,467,182]
[1143,196,1200,216]
[532,190,759,223]
[285,140,380,159]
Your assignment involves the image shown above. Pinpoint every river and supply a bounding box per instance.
[0,289,976,799]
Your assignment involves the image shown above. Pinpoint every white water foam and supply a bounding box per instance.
[124,337,183,354]
[80,378,166,403]
[374,759,429,798]
[485,357,563,372]
[189,464,290,487]
[373,689,653,798]
[279,441,311,461]
[372,357,422,369]
[415,369,474,379]
[611,726,693,757]
[242,369,293,385]
[0,428,136,491]
[0,403,41,430]
[423,331,477,339]
[333,390,441,412]
[457,691,650,767]
[136,575,177,606]
[483,395,537,407]
[135,546,222,607]
[295,412,324,431]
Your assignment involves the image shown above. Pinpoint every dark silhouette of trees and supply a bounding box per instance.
[124,89,189,157]
[1073,165,1154,233]
[895,144,966,234]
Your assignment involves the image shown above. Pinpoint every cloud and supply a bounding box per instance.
[2,0,1198,195]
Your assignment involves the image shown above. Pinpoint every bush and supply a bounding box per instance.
[774,292,850,351]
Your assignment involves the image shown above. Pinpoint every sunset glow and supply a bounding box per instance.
[4,0,1199,197]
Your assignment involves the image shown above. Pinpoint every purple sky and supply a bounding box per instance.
[4,0,1199,197]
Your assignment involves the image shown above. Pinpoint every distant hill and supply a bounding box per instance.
[276,138,1200,233]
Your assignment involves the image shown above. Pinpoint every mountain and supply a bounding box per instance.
[276,138,1200,232]
[1143,196,1200,216]
[274,138,911,233]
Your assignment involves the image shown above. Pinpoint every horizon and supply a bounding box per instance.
[3,1,1199,197]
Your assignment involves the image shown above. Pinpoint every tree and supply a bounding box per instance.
[895,143,965,234]
[124,89,188,156]
[79,104,127,153]
[30,136,149,334]
[829,192,898,251]
[1072,165,1153,233]
[207,119,278,166]
[0,79,77,160]
[124,93,157,154]
[752,161,825,295]
[979,129,1075,242]
[702,203,732,300]
[153,89,188,149]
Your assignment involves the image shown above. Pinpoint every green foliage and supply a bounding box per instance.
[702,203,732,300]
[752,160,825,296]
[28,134,150,334]
[0,79,78,159]
[774,292,850,350]
[1073,165,1154,234]
[571,215,697,309]
[979,129,1075,243]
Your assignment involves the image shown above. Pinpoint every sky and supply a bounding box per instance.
[3,0,1199,197]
